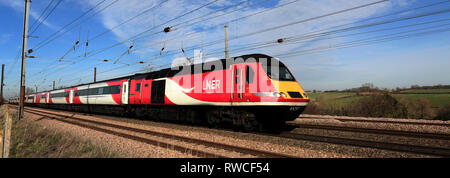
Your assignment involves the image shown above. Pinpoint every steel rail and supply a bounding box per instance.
[287,122,450,140]
[23,108,224,158]
[299,116,450,127]
[17,106,294,158]
[278,132,450,157]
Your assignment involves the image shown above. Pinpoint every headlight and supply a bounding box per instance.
[280,92,287,98]
[273,92,281,97]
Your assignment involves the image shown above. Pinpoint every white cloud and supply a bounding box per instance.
[63,0,429,90]
[78,0,404,62]
[0,0,59,31]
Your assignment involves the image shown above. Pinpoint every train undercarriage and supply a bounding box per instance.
[26,103,305,132]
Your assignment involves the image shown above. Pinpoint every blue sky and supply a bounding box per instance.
[0,0,449,98]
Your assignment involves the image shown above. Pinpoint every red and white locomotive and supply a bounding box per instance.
[18,54,310,131]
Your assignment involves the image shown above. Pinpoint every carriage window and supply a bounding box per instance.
[75,89,88,96]
[102,87,111,94]
[235,69,240,84]
[110,85,121,94]
[246,66,254,84]
[50,93,66,98]
[89,88,99,95]
[136,83,141,92]
[98,87,104,95]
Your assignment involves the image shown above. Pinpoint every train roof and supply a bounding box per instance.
[32,53,282,94]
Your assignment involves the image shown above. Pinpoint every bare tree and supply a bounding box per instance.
[25,87,35,94]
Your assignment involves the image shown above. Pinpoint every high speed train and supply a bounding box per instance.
[10,54,310,131]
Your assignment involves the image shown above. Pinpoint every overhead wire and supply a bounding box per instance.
[27,0,118,81]
[51,1,394,86]
[36,0,304,80]
[196,19,450,63]
[200,9,450,58]
[277,27,450,58]
[29,0,55,31]
[132,0,390,62]
[128,0,271,53]
[30,0,108,51]
[145,0,450,62]
[83,0,379,61]
[83,0,222,58]
[30,0,450,89]
[89,0,170,41]
[29,0,62,35]
[48,0,388,82]
[33,0,120,51]
[32,0,224,81]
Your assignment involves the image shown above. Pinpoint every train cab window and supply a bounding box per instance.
[246,66,255,84]
[279,67,294,81]
[136,83,141,92]
[263,64,295,81]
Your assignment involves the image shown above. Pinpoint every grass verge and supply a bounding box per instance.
[1,105,118,158]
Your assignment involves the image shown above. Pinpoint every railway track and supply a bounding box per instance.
[276,132,450,157]
[9,105,450,157]
[299,115,450,127]
[11,106,294,158]
[287,122,450,140]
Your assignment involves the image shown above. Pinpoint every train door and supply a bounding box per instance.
[46,93,50,103]
[69,90,74,104]
[122,81,129,104]
[151,80,165,104]
[36,94,41,103]
[130,79,143,104]
[231,64,253,103]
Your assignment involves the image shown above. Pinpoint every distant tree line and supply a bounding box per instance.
[303,93,446,120]
[309,83,450,93]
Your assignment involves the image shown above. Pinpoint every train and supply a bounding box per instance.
[9,54,310,131]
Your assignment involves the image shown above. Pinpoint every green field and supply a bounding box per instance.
[308,92,450,109]
[308,92,356,101]
[393,94,450,108]
[399,89,450,94]
[308,92,365,108]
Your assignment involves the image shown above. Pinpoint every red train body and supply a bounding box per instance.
[13,54,310,131]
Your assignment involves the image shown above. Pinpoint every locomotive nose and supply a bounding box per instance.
[271,80,309,100]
